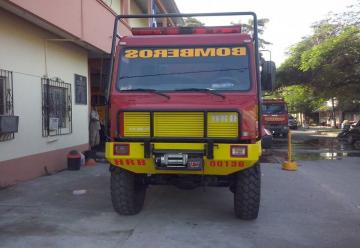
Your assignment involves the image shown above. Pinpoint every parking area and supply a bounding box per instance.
[1,156,360,248]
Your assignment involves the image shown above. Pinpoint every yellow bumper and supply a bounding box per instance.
[105,141,261,175]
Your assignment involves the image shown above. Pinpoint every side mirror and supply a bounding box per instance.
[261,61,276,91]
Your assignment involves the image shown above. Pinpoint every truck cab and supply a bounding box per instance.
[105,12,275,220]
[262,99,289,137]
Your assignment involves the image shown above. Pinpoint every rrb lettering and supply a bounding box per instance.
[114,159,146,166]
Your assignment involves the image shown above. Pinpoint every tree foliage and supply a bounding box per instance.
[265,85,325,114]
[231,18,271,48]
[277,1,360,112]
[183,17,205,27]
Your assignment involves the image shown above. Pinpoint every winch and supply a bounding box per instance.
[156,153,188,168]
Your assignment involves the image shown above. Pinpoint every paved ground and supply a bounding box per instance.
[1,158,360,248]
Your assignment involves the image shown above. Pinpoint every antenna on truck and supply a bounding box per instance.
[105,12,260,139]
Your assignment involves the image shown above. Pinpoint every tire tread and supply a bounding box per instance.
[111,168,145,215]
[234,163,261,220]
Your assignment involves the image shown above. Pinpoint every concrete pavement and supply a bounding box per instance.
[1,159,360,248]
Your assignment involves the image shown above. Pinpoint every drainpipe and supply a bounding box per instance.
[81,0,84,39]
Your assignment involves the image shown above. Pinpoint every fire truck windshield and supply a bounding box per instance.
[262,103,287,114]
[117,46,251,92]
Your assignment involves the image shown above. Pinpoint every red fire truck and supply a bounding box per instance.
[104,12,274,220]
[262,99,289,137]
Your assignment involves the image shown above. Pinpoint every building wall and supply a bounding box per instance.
[0,0,179,186]
[0,9,89,185]
[129,1,149,27]
[3,0,132,53]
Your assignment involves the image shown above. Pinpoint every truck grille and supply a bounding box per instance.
[154,112,204,137]
[122,111,239,138]
[123,112,150,137]
[207,112,239,137]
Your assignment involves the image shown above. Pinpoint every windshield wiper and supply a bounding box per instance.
[118,68,245,80]
[174,88,225,100]
[121,88,170,100]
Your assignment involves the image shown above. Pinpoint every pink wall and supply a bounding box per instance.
[0,143,89,187]
[7,0,131,53]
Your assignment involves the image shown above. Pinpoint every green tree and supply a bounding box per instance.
[282,85,325,114]
[300,27,360,100]
[276,2,360,120]
[231,18,271,48]
[184,17,205,27]
[265,85,325,114]
[276,37,314,86]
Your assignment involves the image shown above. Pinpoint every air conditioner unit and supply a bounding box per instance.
[0,115,19,133]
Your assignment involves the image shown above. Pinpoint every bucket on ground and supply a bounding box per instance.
[67,150,81,170]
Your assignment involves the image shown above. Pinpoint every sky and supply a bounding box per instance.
[175,0,357,65]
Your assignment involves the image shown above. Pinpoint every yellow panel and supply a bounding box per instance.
[154,112,204,137]
[123,112,150,137]
[154,143,204,150]
[207,112,239,138]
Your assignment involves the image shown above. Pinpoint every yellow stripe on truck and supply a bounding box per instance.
[106,141,262,175]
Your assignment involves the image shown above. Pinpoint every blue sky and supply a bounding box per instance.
[175,0,357,65]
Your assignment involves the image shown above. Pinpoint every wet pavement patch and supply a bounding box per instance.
[0,221,59,236]
[263,130,360,162]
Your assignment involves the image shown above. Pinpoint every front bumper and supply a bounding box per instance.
[266,125,288,135]
[106,141,262,175]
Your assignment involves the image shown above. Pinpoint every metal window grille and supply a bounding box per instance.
[0,69,15,141]
[41,77,72,137]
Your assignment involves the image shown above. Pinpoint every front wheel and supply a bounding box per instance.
[353,140,360,150]
[111,168,146,215]
[234,163,261,220]
[337,131,347,139]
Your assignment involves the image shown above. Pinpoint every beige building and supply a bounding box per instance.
[0,0,181,187]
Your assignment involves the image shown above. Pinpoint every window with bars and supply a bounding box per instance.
[0,70,13,115]
[42,77,72,137]
[0,69,15,142]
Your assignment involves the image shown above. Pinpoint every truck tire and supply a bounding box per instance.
[234,163,261,220]
[353,140,360,150]
[111,168,146,215]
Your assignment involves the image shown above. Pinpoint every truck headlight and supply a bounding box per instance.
[230,145,247,157]
[113,144,129,155]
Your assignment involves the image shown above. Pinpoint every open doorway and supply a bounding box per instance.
[89,58,110,152]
